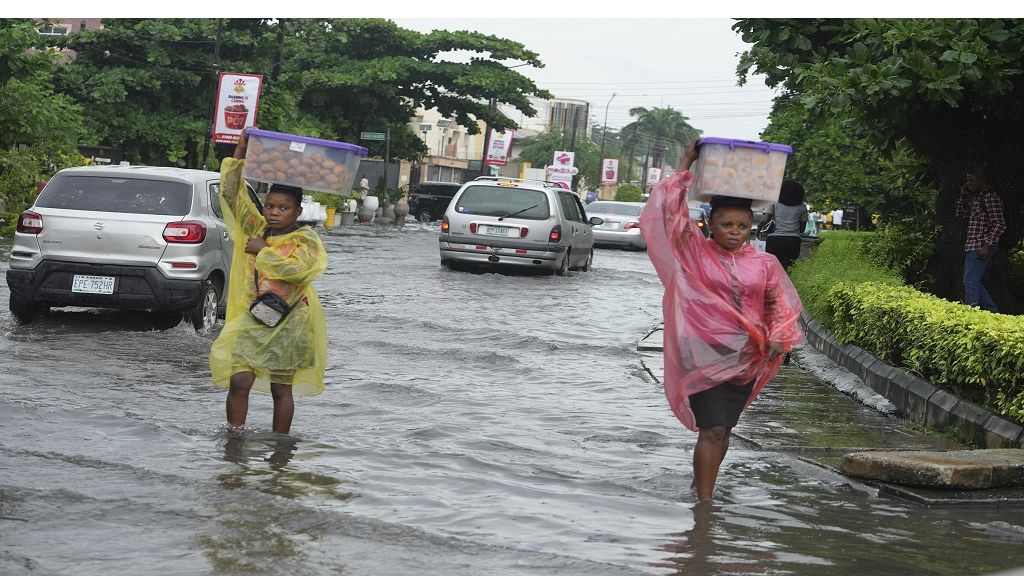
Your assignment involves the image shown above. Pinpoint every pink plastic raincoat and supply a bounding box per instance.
[639,170,803,431]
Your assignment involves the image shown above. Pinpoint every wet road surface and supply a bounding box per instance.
[2,222,1023,575]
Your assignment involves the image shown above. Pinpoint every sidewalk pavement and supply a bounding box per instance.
[637,326,1024,505]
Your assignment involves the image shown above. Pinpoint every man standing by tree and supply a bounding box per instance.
[956,166,1006,312]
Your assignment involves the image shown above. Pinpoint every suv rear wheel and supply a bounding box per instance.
[582,249,593,272]
[556,249,571,276]
[10,294,47,324]
[418,208,433,223]
[190,280,221,333]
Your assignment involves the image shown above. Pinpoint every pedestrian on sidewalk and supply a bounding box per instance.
[955,165,1006,312]
[639,140,804,503]
[759,180,808,271]
[211,129,329,434]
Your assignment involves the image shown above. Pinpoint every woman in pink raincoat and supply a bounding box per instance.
[639,141,803,503]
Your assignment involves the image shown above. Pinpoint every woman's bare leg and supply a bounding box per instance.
[227,371,256,428]
[692,426,730,502]
[270,383,294,434]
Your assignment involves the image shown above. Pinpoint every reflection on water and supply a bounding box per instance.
[217,432,352,502]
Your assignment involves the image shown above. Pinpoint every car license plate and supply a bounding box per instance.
[72,275,115,294]
[599,222,620,230]
[481,225,511,237]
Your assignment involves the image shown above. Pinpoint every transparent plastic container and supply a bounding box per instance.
[243,128,368,195]
[689,138,792,208]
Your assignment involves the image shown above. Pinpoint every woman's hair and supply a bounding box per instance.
[268,183,303,206]
[778,180,805,207]
[708,195,753,221]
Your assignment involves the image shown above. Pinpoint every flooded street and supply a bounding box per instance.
[2,222,1024,575]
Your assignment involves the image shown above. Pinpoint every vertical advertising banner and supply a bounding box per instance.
[212,72,263,144]
[600,158,619,185]
[646,167,663,187]
[485,129,515,166]
[547,150,577,189]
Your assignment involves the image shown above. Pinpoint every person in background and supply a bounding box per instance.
[639,140,803,503]
[956,165,1006,312]
[358,175,370,200]
[759,180,808,271]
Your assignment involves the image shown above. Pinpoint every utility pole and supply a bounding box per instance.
[641,146,651,192]
[479,97,496,177]
[625,144,634,184]
[384,127,391,189]
[598,92,616,161]
[199,18,223,170]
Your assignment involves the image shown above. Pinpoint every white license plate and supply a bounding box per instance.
[480,225,511,237]
[72,275,115,294]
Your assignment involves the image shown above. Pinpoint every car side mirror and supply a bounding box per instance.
[589,216,604,226]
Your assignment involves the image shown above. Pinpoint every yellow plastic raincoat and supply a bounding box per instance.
[209,158,328,396]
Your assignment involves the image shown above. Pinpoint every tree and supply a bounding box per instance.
[0,19,84,211]
[515,127,601,189]
[734,18,1024,310]
[619,106,701,170]
[56,18,552,167]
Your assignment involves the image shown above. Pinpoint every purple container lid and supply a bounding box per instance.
[697,137,792,154]
[246,128,368,156]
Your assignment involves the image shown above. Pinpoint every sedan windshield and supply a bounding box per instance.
[588,202,642,217]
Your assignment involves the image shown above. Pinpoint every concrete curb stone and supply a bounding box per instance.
[797,315,1022,449]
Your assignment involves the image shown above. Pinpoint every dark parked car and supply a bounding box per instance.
[407,181,462,222]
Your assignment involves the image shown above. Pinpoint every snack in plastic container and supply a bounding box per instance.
[243,129,368,195]
[690,138,792,208]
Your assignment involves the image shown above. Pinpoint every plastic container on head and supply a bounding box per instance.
[689,137,792,209]
[243,128,368,195]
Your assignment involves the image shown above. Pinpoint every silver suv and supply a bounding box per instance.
[6,165,260,331]
[438,176,603,274]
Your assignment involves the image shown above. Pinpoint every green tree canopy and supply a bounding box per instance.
[733,18,1024,309]
[620,106,701,169]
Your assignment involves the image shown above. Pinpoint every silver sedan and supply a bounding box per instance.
[586,201,647,250]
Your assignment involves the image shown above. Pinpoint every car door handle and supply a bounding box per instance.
[223,232,229,240]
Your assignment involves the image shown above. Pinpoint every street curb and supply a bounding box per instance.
[798,312,1024,449]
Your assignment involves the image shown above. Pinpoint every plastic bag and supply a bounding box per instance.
[639,170,804,431]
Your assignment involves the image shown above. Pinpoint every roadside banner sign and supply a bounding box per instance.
[646,167,662,187]
[212,72,263,144]
[600,158,619,185]
[485,129,515,166]
[553,150,575,168]
[360,132,386,141]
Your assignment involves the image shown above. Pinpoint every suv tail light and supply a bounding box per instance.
[163,221,206,244]
[624,221,640,230]
[469,222,478,233]
[548,225,562,243]
[441,216,450,233]
[519,227,529,238]
[17,211,43,234]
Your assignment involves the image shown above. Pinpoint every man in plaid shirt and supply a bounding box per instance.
[955,166,1006,312]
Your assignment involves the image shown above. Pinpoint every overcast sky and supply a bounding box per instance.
[393,18,778,141]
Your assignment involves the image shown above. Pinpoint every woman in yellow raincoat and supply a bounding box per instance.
[210,130,328,434]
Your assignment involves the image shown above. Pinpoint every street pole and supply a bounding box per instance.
[384,127,391,189]
[479,97,496,178]
[200,18,223,170]
[598,92,616,161]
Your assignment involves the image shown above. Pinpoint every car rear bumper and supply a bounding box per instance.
[592,228,647,249]
[7,261,205,312]
[439,234,564,269]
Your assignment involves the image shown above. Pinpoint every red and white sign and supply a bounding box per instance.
[553,150,575,167]
[646,167,662,187]
[212,72,263,144]
[485,129,515,166]
[600,158,619,185]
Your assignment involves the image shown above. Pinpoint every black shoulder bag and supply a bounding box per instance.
[248,231,297,327]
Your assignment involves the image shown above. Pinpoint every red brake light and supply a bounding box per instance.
[548,225,562,242]
[519,227,528,238]
[163,221,206,244]
[469,222,478,233]
[441,217,450,232]
[624,221,640,230]
[17,211,43,234]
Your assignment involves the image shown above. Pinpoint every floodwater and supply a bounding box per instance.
[1,222,1023,575]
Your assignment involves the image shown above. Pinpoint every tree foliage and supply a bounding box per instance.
[515,127,601,189]
[0,19,84,210]
[55,18,552,167]
[620,106,701,169]
[734,18,1024,310]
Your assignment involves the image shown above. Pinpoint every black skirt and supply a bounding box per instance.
[688,380,756,429]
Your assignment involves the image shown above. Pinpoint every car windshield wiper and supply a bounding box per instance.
[498,204,539,221]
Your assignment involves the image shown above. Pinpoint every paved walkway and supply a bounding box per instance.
[637,326,1024,505]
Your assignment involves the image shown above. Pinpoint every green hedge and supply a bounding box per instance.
[790,230,1024,422]
[827,282,1024,421]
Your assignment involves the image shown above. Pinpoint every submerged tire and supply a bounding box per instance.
[190,280,220,332]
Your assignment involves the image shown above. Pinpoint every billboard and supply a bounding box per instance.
[646,167,663,187]
[485,129,515,166]
[600,158,619,185]
[212,72,263,144]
